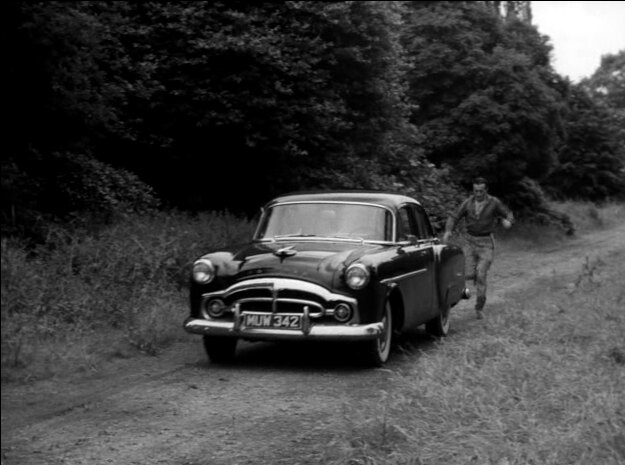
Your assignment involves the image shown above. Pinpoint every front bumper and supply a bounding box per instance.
[186,277,381,341]
[183,316,383,341]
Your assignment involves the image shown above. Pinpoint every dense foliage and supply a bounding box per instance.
[546,85,625,200]
[401,1,568,213]
[3,1,624,239]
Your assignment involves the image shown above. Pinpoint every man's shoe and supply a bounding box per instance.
[476,310,484,320]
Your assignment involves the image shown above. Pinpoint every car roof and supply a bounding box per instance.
[266,191,422,209]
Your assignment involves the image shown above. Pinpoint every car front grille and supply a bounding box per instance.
[238,299,324,315]
[202,277,357,318]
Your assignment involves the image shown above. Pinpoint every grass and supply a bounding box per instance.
[554,200,625,233]
[1,200,622,385]
[1,210,255,382]
[497,200,625,251]
[323,242,625,464]
[1,201,624,463]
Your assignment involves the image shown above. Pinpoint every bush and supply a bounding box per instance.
[312,155,465,233]
[508,178,575,235]
[1,150,159,241]
[1,210,255,381]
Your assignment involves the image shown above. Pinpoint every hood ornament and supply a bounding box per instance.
[273,246,297,258]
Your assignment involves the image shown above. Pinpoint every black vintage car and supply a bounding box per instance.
[184,192,469,366]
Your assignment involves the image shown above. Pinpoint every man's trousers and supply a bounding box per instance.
[463,234,494,310]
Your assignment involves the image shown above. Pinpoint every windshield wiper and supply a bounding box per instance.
[273,234,319,240]
[325,234,366,242]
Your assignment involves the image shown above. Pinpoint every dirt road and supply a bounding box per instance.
[2,223,624,465]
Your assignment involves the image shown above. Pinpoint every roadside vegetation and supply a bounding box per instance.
[498,200,625,249]
[3,3,624,462]
[3,3,624,383]
[1,211,255,382]
[327,223,625,465]
[2,201,622,383]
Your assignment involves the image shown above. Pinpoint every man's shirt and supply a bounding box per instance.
[447,194,513,236]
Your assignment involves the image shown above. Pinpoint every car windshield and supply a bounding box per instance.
[256,202,393,242]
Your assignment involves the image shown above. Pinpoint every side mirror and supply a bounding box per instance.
[398,235,419,249]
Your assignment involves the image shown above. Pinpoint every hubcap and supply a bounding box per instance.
[441,307,450,333]
[378,306,392,359]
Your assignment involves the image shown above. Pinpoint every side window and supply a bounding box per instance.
[397,206,417,241]
[412,204,434,239]
[384,211,393,241]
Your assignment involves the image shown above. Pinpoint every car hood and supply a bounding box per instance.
[208,240,385,287]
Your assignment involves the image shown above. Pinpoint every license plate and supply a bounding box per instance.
[244,313,302,330]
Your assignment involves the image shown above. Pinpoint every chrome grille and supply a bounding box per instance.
[238,298,324,314]
[226,288,273,302]
[202,277,358,318]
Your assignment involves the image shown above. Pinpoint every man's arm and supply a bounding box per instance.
[495,198,514,228]
[443,199,468,242]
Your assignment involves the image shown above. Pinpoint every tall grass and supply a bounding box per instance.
[498,200,625,251]
[1,201,622,383]
[1,211,255,382]
[554,200,625,232]
[327,250,625,465]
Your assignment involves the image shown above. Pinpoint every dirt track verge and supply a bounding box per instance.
[2,223,624,465]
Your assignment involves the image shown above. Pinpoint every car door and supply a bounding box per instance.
[390,204,435,328]
[411,203,437,319]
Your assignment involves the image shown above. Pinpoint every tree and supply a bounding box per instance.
[582,50,625,109]
[5,1,121,154]
[544,51,625,201]
[3,2,157,237]
[581,50,625,166]
[401,1,565,213]
[5,2,454,221]
[82,2,442,212]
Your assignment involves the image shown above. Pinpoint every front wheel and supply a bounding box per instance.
[361,302,393,366]
[203,336,238,363]
[425,304,450,337]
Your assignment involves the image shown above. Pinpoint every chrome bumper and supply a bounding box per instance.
[183,317,383,341]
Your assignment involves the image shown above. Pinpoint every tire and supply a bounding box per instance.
[425,303,450,337]
[203,336,237,363]
[362,302,393,367]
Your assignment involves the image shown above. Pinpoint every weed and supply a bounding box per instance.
[497,200,625,251]
[554,200,625,233]
[327,247,625,465]
[1,210,255,381]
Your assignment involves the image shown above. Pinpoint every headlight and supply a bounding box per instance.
[192,259,215,284]
[345,264,370,290]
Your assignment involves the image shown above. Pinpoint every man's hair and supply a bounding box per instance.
[472,177,488,187]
